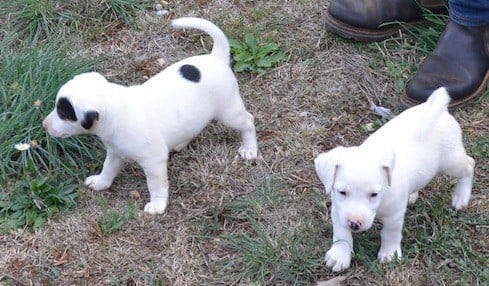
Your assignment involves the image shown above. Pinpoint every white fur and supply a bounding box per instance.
[314,87,474,272]
[43,17,258,215]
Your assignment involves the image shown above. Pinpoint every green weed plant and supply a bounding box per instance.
[0,178,77,231]
[230,33,285,74]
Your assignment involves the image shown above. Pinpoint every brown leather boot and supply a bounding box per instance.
[403,21,489,108]
[324,0,447,42]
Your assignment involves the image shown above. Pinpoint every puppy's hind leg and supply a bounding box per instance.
[140,157,170,215]
[442,152,475,210]
[216,95,258,160]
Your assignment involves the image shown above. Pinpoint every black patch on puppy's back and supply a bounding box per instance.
[81,111,99,130]
[179,64,201,83]
[56,97,77,121]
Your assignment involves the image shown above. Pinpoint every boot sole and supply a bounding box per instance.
[400,69,489,109]
[324,9,424,42]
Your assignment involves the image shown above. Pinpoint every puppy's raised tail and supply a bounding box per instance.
[416,87,451,138]
[172,17,230,65]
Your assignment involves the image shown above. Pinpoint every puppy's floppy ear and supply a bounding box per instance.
[380,151,396,187]
[81,111,99,130]
[314,146,347,194]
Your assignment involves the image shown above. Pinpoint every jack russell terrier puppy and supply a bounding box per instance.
[43,17,259,215]
[314,87,474,272]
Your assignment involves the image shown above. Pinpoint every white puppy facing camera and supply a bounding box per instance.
[43,17,259,215]
[314,87,475,272]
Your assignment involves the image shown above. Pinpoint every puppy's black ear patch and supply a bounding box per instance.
[81,111,99,130]
[56,97,77,121]
[179,64,201,83]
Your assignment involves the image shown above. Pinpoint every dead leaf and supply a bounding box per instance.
[53,247,71,266]
[129,190,141,200]
[195,0,211,5]
[316,276,346,286]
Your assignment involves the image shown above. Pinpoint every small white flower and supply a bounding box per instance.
[155,9,169,16]
[14,143,31,151]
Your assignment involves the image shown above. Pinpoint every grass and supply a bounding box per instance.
[97,197,135,236]
[0,0,66,42]
[368,8,449,94]
[0,39,99,182]
[470,134,489,161]
[0,1,487,285]
[400,8,449,54]
[193,178,327,285]
[0,0,150,43]
[220,219,323,285]
[98,0,148,24]
[402,194,489,285]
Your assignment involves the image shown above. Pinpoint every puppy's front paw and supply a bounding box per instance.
[144,199,168,215]
[377,245,402,263]
[238,144,258,160]
[325,244,352,272]
[452,192,470,210]
[85,175,112,191]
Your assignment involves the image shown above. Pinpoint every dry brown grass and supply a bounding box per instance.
[1,0,488,285]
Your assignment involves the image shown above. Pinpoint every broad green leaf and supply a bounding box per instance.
[229,39,244,50]
[256,57,274,68]
[233,52,254,62]
[244,34,258,51]
[257,43,280,56]
[234,61,251,72]
[266,52,286,63]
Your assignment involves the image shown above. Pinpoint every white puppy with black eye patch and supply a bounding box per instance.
[43,17,258,215]
[314,87,474,272]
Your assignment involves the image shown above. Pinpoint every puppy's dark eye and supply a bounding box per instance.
[339,191,347,196]
[370,193,378,198]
